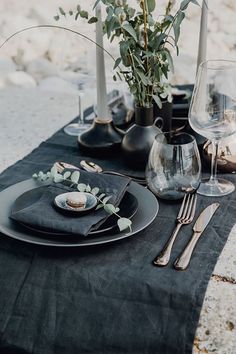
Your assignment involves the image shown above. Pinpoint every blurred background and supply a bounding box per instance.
[0,0,235,87]
[0,0,235,171]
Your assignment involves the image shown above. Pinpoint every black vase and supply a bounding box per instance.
[121,105,162,170]
[153,99,173,132]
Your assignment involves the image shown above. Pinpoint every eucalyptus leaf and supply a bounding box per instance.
[63,171,71,180]
[180,0,192,11]
[103,196,112,204]
[121,23,137,42]
[59,7,66,16]
[86,185,91,192]
[99,193,106,200]
[93,0,101,10]
[50,165,58,178]
[147,0,156,13]
[165,49,174,73]
[91,187,99,196]
[96,204,104,210]
[77,183,87,192]
[88,16,98,24]
[104,204,116,214]
[136,70,149,86]
[80,10,89,19]
[32,173,38,179]
[150,33,166,50]
[54,174,64,183]
[106,7,114,21]
[117,218,132,232]
[113,57,122,70]
[152,94,162,108]
[173,11,185,44]
[127,7,135,18]
[71,171,80,183]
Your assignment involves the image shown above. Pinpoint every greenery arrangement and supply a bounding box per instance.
[55,0,198,108]
[33,165,132,232]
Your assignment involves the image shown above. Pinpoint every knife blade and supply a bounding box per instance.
[174,203,220,271]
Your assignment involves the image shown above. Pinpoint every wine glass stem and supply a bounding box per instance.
[209,140,219,185]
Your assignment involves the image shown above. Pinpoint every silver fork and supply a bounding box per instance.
[153,193,197,267]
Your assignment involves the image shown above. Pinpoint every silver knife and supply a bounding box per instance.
[174,203,220,271]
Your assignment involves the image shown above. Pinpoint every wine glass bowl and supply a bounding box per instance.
[189,60,236,196]
[146,132,201,200]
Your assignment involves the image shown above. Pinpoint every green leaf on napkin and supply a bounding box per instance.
[77,183,87,192]
[71,171,80,183]
[63,171,71,180]
[104,204,116,214]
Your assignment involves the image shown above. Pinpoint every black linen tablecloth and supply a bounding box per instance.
[0,122,235,354]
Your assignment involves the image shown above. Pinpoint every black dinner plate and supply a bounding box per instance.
[11,186,139,236]
[0,179,158,247]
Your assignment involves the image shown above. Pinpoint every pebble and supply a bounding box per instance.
[5,71,37,88]
[26,57,58,82]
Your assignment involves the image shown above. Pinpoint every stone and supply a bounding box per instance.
[26,57,58,82]
[5,71,37,88]
[0,57,17,75]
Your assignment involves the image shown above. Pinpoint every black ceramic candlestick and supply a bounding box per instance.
[78,118,123,155]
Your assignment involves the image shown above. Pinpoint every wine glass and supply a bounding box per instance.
[63,84,92,136]
[146,132,201,200]
[189,60,236,196]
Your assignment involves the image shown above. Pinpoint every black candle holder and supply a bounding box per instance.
[78,118,123,155]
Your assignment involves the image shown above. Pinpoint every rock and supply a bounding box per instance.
[26,58,58,82]
[38,76,78,94]
[5,71,37,88]
[0,57,17,75]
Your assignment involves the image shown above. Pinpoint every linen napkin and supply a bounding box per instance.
[10,170,130,236]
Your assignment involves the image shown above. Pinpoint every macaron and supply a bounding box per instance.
[66,192,87,209]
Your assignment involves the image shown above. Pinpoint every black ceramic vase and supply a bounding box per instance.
[121,105,162,170]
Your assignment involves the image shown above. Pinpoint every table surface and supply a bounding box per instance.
[0,87,235,354]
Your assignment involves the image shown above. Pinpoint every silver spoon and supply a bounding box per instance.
[80,160,147,185]
[54,161,146,185]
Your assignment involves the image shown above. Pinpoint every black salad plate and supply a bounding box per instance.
[11,186,139,236]
[0,179,158,247]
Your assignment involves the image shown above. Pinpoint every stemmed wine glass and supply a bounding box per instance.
[189,60,236,197]
[63,84,91,136]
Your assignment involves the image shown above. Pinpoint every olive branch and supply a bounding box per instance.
[32,165,132,233]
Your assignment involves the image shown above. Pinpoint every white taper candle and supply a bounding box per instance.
[196,0,208,73]
[95,3,110,121]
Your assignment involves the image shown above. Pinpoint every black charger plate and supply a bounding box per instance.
[11,186,138,236]
[0,179,158,247]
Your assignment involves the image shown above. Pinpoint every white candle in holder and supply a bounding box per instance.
[95,3,110,121]
[196,0,208,72]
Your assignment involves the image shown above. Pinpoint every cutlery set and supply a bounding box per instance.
[154,195,220,270]
[55,161,220,270]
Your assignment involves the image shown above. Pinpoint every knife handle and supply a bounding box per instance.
[174,231,201,270]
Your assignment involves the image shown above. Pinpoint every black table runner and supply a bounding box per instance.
[0,122,235,354]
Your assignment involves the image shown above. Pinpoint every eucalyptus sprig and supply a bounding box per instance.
[32,165,132,233]
[55,0,199,108]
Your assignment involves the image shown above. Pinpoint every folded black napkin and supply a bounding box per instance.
[10,171,130,237]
